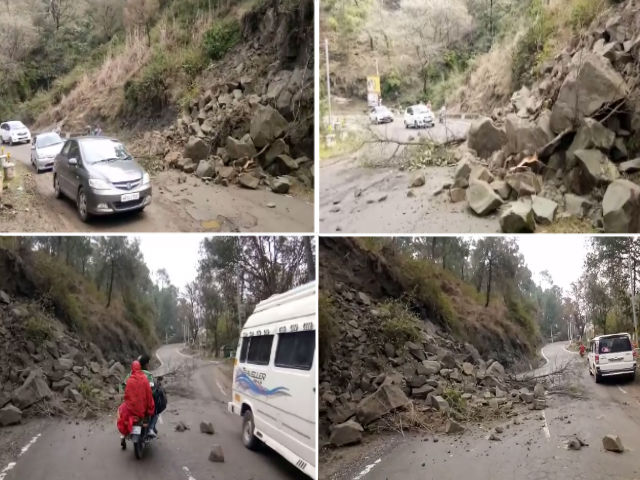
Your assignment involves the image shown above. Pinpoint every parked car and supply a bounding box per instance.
[0,121,31,145]
[53,137,152,222]
[404,105,435,128]
[588,333,637,383]
[31,132,65,173]
[228,282,317,479]
[369,105,394,124]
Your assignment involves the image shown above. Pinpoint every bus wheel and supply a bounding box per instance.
[242,410,260,450]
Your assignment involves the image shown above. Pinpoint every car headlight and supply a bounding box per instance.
[142,173,150,185]
[88,178,110,190]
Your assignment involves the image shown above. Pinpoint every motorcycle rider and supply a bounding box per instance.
[120,354,159,437]
[579,343,586,357]
[117,360,155,449]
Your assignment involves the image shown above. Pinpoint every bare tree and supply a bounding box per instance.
[48,0,72,30]
[123,0,159,46]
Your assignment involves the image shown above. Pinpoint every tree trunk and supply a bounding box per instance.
[485,259,492,307]
[303,237,315,282]
[106,259,114,308]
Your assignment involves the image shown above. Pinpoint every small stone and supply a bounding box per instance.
[208,444,225,462]
[602,434,624,453]
[200,421,215,435]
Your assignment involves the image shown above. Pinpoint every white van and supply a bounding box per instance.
[588,333,637,383]
[228,282,317,479]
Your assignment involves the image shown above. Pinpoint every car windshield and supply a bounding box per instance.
[413,105,430,113]
[8,121,26,130]
[36,133,63,148]
[599,336,631,354]
[80,139,131,165]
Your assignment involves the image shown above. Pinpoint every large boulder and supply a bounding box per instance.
[504,114,552,155]
[195,160,215,178]
[467,118,507,159]
[566,118,616,163]
[250,105,288,148]
[356,384,410,425]
[574,149,619,192]
[0,404,21,426]
[532,196,558,225]
[467,181,503,216]
[329,420,364,446]
[500,201,535,233]
[550,53,628,133]
[226,135,257,160]
[11,369,53,409]
[505,171,542,197]
[602,179,640,232]
[184,136,209,162]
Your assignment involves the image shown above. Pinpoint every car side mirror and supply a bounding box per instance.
[68,158,78,166]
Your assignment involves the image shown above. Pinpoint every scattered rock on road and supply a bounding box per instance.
[175,421,189,432]
[0,404,22,426]
[208,444,225,462]
[329,419,364,446]
[200,421,215,435]
[410,172,425,188]
[602,434,624,453]
[445,419,464,434]
[489,432,501,441]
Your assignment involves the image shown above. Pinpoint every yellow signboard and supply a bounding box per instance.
[366,76,380,94]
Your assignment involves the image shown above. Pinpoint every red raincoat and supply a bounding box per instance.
[117,360,155,435]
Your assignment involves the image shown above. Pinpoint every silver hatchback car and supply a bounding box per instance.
[53,137,152,222]
[31,132,65,172]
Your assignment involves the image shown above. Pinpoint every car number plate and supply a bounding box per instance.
[121,192,140,202]
[132,426,142,434]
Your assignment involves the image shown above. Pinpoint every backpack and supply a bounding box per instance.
[153,385,167,415]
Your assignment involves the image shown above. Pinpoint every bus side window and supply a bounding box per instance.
[274,330,315,370]
[246,335,274,366]
[239,337,250,363]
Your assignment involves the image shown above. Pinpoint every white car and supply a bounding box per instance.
[404,105,435,129]
[31,132,65,173]
[369,105,394,124]
[588,333,636,383]
[228,282,317,479]
[0,121,31,146]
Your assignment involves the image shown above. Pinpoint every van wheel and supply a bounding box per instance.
[242,410,260,451]
[595,372,602,383]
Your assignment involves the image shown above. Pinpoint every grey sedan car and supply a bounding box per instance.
[31,132,64,172]
[53,137,152,222]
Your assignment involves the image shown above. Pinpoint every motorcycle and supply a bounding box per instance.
[121,375,164,459]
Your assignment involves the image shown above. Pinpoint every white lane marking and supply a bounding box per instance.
[562,344,579,355]
[353,458,381,479]
[540,346,549,365]
[215,380,227,397]
[155,350,164,367]
[176,346,192,358]
[542,411,550,440]
[0,433,42,480]
[0,462,16,480]
[182,466,197,480]
[618,386,628,394]
[19,434,41,456]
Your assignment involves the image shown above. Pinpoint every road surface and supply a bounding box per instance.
[2,143,313,233]
[319,117,500,233]
[0,343,305,480]
[322,342,640,480]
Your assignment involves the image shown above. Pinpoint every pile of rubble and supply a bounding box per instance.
[0,290,130,427]
[443,3,640,232]
[134,0,313,196]
[320,286,547,448]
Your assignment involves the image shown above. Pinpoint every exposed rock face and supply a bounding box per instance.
[550,53,628,134]
[467,118,507,159]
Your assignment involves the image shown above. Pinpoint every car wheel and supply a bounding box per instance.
[242,410,260,451]
[588,363,593,376]
[8,138,13,146]
[53,174,63,199]
[595,371,601,383]
[77,188,90,222]
[630,372,636,382]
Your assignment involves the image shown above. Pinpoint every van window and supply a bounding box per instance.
[599,335,631,354]
[239,337,250,362]
[275,331,315,370]
[246,335,274,365]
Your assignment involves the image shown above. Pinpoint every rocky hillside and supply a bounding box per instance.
[319,238,545,450]
[440,0,640,232]
[0,246,150,427]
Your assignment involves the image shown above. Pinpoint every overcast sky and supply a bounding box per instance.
[515,235,589,293]
[137,235,204,290]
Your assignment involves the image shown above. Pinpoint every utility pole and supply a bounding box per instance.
[550,324,554,343]
[630,259,638,345]
[325,38,333,129]
[375,57,379,77]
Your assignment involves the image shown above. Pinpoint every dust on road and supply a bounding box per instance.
[1,143,313,233]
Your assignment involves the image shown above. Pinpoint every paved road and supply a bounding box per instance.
[324,342,640,480]
[320,116,501,234]
[0,344,305,480]
[2,143,313,232]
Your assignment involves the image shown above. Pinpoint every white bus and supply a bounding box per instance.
[228,282,317,479]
